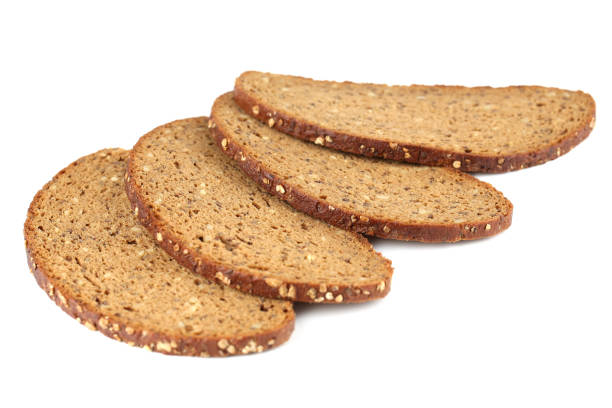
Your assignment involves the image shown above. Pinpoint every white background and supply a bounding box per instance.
[1,1,610,407]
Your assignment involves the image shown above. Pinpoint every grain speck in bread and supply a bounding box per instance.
[211,93,513,242]
[234,71,595,172]
[24,149,294,357]
[126,117,393,303]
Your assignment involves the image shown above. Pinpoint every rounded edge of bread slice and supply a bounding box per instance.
[210,93,513,243]
[234,71,596,173]
[24,148,295,357]
[125,117,393,303]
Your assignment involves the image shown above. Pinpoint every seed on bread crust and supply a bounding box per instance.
[306,288,317,299]
[215,271,231,286]
[265,278,282,288]
[98,317,109,329]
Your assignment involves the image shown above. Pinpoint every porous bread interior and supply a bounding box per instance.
[25,149,292,338]
[129,118,390,285]
[213,94,512,226]
[237,72,594,156]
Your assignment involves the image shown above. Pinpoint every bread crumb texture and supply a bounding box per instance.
[24,149,295,357]
[127,118,392,303]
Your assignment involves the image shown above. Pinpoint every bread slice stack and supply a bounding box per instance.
[24,71,595,357]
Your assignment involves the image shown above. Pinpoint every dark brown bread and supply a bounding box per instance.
[211,93,513,242]
[234,71,595,173]
[24,149,294,357]
[126,117,393,303]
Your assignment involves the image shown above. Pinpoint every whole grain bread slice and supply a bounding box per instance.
[211,93,513,242]
[126,117,392,303]
[234,71,595,173]
[24,149,294,357]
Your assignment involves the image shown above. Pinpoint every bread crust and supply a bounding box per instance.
[208,116,513,243]
[234,76,596,173]
[125,120,393,303]
[24,149,295,357]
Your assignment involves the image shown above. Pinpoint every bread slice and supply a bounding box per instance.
[210,93,513,242]
[126,117,393,303]
[24,149,294,357]
[234,71,595,173]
